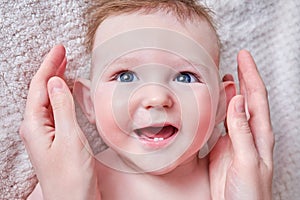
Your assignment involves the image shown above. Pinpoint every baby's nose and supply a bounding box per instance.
[135,84,174,109]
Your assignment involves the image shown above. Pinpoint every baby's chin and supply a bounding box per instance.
[142,156,201,177]
[119,150,199,175]
[146,163,182,176]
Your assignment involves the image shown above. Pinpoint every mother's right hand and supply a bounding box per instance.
[20,45,101,200]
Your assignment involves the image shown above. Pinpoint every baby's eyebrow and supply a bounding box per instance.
[171,59,211,72]
[98,57,139,73]
[110,56,194,66]
[110,57,139,66]
[103,55,211,72]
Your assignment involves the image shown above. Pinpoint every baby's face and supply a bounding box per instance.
[89,12,221,173]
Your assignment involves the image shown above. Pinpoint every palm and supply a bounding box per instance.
[209,135,232,200]
[209,135,271,200]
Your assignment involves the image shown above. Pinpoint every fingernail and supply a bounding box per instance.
[49,77,63,94]
[222,74,234,81]
[235,96,245,113]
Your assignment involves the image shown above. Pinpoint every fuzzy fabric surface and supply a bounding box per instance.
[0,0,299,199]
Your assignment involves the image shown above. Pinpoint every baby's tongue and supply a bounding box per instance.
[139,126,174,139]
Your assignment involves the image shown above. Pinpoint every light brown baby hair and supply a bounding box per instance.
[85,0,219,52]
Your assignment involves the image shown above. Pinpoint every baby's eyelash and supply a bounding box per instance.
[109,70,204,83]
[178,71,204,83]
[110,70,129,81]
[110,70,139,82]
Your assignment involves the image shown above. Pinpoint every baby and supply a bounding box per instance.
[21,0,274,199]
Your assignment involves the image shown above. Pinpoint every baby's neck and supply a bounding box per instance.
[96,149,211,200]
[155,154,209,180]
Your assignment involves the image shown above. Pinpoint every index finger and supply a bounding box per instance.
[25,45,66,117]
[237,50,274,166]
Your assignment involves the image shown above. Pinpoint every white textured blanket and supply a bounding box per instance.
[0,0,299,199]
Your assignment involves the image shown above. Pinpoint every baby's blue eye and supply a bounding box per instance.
[116,71,138,82]
[174,72,198,83]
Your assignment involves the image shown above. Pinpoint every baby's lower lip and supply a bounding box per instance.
[134,126,178,149]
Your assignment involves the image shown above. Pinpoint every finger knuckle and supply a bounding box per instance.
[29,74,41,88]
[249,84,268,98]
[260,126,275,148]
[260,87,268,99]
[51,93,72,112]
[19,120,30,142]
[238,152,260,168]
[270,133,275,148]
[234,117,250,131]
[266,129,275,148]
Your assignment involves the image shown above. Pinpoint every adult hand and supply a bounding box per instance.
[209,50,274,200]
[20,45,101,200]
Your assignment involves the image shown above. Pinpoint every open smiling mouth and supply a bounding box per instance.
[134,125,178,149]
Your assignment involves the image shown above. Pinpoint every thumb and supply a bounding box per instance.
[47,76,87,146]
[227,95,258,164]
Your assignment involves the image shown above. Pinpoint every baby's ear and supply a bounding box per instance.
[215,77,236,124]
[73,78,95,124]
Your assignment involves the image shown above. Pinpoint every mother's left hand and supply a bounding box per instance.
[209,50,274,200]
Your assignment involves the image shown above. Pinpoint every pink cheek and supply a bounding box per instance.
[93,86,116,134]
[94,87,113,116]
[93,84,134,147]
[191,87,213,134]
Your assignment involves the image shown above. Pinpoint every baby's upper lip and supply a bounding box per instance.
[137,125,176,136]
[133,121,180,137]
[133,124,178,141]
[133,122,179,131]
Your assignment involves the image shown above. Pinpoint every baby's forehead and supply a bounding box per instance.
[92,12,219,62]
[93,11,211,44]
[91,29,218,81]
